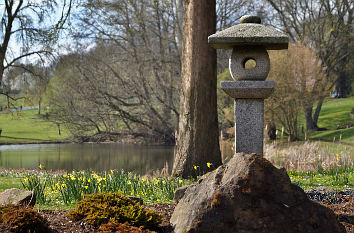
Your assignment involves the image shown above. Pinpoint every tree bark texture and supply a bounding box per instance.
[304,95,325,131]
[304,106,317,131]
[313,96,325,128]
[336,72,350,98]
[172,0,221,178]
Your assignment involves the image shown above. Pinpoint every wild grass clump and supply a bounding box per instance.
[21,174,50,204]
[67,192,161,230]
[21,169,186,206]
[264,141,353,171]
[0,205,49,233]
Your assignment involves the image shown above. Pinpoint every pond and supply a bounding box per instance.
[0,143,174,175]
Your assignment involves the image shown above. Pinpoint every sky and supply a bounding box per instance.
[1,0,74,67]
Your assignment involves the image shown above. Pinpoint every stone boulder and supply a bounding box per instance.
[0,188,36,206]
[170,153,345,233]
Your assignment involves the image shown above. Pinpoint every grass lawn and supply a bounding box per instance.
[308,97,354,143]
[0,176,23,193]
[0,109,69,144]
[288,167,353,190]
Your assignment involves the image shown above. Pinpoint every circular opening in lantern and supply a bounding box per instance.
[243,58,256,70]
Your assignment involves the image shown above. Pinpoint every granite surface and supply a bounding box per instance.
[208,23,288,50]
[229,46,270,80]
[240,15,261,24]
[221,81,275,99]
[234,99,264,155]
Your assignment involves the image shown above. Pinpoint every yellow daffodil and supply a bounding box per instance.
[207,162,212,168]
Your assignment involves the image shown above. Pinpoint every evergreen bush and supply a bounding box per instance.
[67,192,162,229]
[0,205,49,233]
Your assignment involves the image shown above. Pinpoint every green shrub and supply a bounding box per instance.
[98,222,156,233]
[67,192,162,229]
[0,205,49,233]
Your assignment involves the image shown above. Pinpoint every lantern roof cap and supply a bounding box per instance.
[208,15,288,50]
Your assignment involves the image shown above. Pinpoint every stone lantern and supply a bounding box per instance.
[208,15,288,155]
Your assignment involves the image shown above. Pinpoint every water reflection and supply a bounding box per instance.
[0,144,174,175]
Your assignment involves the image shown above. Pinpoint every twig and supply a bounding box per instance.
[26,183,40,209]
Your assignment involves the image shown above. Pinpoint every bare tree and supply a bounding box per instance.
[0,0,72,88]
[48,0,182,143]
[266,43,328,141]
[265,0,353,130]
[216,0,250,30]
[30,64,53,115]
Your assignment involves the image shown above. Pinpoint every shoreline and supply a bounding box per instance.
[0,140,72,146]
[0,136,175,146]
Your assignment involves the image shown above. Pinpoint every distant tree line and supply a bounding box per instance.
[44,0,251,144]
[2,0,352,145]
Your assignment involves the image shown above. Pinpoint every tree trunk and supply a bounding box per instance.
[172,0,221,178]
[38,97,42,115]
[304,106,317,131]
[335,72,349,98]
[57,123,61,135]
[288,134,298,142]
[267,121,276,140]
[0,56,4,87]
[313,96,325,128]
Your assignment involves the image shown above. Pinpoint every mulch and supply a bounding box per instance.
[0,202,352,232]
[39,203,175,233]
